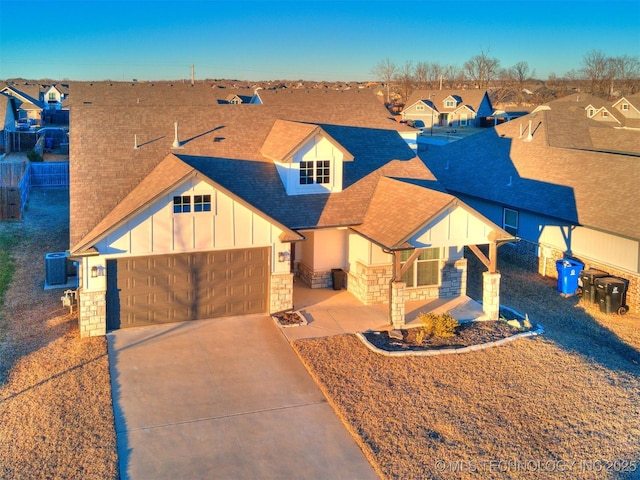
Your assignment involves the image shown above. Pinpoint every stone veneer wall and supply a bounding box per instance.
[270,273,294,313]
[78,289,106,338]
[297,262,333,289]
[347,259,468,306]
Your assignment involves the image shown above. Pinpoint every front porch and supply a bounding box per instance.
[282,281,484,341]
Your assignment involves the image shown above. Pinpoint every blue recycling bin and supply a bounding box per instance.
[556,259,584,295]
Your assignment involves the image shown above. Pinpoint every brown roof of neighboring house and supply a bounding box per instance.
[254,87,381,106]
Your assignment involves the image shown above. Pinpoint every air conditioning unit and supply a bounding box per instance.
[45,252,67,285]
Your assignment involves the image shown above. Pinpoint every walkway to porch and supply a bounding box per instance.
[282,281,484,342]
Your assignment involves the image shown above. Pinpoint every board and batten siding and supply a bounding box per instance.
[539,225,639,274]
[274,134,345,195]
[85,178,289,292]
[409,205,497,248]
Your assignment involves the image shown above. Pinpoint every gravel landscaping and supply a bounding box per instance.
[0,188,118,479]
[1,187,639,480]
[293,255,640,480]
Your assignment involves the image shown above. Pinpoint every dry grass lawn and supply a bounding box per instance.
[293,256,640,480]
[0,188,118,479]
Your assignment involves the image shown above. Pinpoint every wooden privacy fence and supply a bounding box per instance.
[0,162,69,220]
[0,162,29,221]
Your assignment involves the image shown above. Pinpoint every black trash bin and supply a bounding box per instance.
[579,268,609,303]
[595,276,629,315]
[331,268,345,290]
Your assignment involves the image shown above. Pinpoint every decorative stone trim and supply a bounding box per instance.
[270,273,294,314]
[78,288,106,338]
[296,262,333,289]
[481,272,501,320]
[390,281,406,328]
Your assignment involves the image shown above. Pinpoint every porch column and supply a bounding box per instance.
[390,281,407,329]
[482,271,501,320]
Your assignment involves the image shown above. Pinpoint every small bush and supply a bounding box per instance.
[27,150,43,162]
[418,312,460,338]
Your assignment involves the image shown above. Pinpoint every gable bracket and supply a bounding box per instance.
[393,248,423,281]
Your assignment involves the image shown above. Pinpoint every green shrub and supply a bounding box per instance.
[417,311,460,338]
[27,150,43,162]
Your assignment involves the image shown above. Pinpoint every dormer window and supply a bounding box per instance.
[416,105,425,111]
[445,100,455,108]
[588,108,595,117]
[300,160,330,185]
[622,103,629,111]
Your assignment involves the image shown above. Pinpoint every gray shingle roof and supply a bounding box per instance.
[69,82,426,250]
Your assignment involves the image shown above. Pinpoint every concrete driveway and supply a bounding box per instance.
[107,314,378,480]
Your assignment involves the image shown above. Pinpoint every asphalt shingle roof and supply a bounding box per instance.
[421,95,640,240]
[69,82,429,252]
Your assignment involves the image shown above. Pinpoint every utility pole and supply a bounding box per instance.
[191,64,195,86]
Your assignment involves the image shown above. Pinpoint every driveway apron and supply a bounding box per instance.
[107,314,378,480]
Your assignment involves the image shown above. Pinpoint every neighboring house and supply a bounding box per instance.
[68,82,513,337]
[217,93,254,104]
[421,93,640,312]
[0,93,18,153]
[0,84,45,125]
[41,84,68,110]
[401,89,494,129]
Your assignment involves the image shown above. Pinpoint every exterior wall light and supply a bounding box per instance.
[278,251,290,263]
[91,266,99,278]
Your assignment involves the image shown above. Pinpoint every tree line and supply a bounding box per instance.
[372,50,640,104]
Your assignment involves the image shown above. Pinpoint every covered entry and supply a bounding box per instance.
[106,248,269,329]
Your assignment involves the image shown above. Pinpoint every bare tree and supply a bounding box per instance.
[372,58,397,104]
[581,49,609,95]
[609,55,640,94]
[394,61,415,103]
[414,61,429,90]
[463,50,500,89]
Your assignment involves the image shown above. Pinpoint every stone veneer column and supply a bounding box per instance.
[270,273,294,313]
[482,272,501,320]
[390,281,406,329]
[78,289,106,338]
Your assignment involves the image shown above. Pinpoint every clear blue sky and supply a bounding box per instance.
[1,0,638,82]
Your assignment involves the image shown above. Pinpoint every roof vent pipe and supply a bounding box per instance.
[507,175,513,187]
[172,122,182,148]
[519,123,523,138]
[134,134,139,150]
[524,120,533,142]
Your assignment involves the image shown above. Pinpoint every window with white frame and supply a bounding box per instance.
[173,195,213,213]
[416,105,425,111]
[300,160,330,185]
[622,103,629,110]
[503,208,518,236]
[400,248,440,287]
[193,194,212,212]
[445,100,455,108]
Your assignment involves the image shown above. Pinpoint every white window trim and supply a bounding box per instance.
[400,248,441,288]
